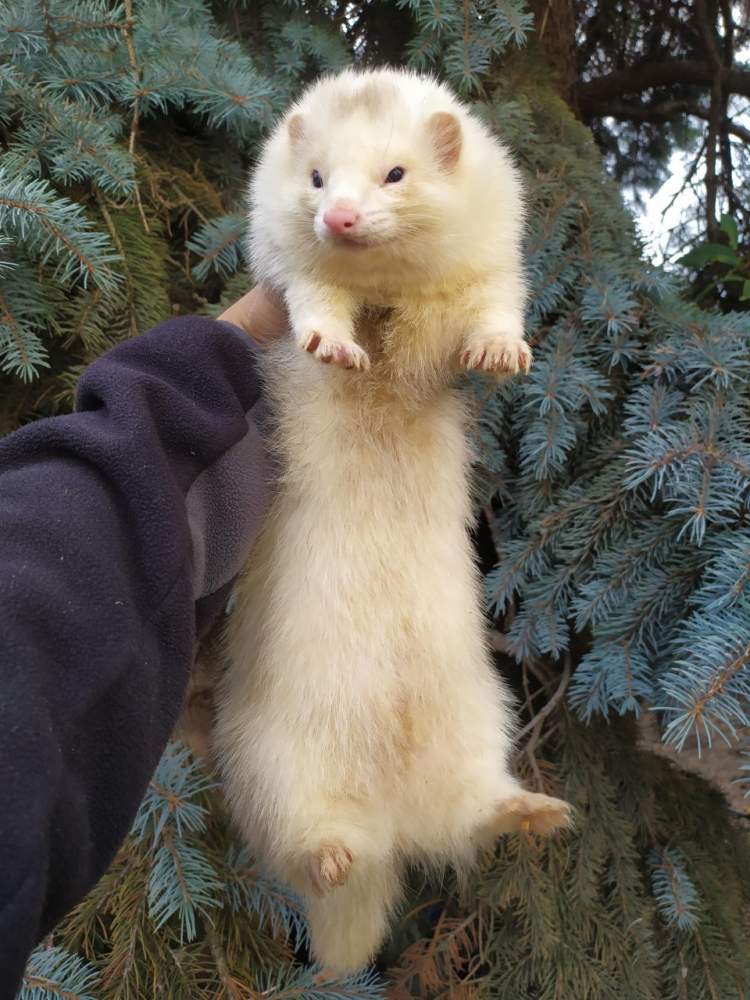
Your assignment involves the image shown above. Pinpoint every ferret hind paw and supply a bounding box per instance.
[300,332,371,371]
[306,841,354,896]
[460,337,532,376]
[481,792,573,841]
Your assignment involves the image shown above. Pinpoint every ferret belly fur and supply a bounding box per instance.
[215,68,571,974]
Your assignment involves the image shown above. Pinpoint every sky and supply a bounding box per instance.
[634,32,750,268]
[635,150,700,267]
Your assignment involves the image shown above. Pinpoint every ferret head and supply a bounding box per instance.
[251,69,511,286]
[283,77,461,252]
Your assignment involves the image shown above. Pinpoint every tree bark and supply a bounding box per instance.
[528,0,579,110]
[577,60,750,115]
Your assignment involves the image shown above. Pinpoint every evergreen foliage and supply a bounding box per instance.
[472,72,750,764]
[4,1,750,997]
[573,0,750,261]
[40,741,387,999]
[19,946,99,1000]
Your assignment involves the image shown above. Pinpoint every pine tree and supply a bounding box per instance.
[4,2,750,998]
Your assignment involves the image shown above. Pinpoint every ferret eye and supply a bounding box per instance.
[311,169,324,189]
[385,166,405,184]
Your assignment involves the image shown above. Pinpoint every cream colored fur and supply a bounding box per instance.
[215,68,570,975]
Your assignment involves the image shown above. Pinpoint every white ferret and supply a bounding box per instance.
[215,68,571,974]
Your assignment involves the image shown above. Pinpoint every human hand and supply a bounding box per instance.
[218,286,288,346]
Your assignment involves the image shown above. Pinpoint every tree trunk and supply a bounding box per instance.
[528,0,579,111]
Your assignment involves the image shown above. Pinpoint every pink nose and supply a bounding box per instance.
[323,205,359,236]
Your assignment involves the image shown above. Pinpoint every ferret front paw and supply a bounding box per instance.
[306,841,354,896]
[300,332,370,371]
[486,791,572,838]
[460,336,532,376]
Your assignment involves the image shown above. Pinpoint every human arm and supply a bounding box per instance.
[0,302,283,998]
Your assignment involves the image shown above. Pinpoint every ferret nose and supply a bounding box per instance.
[323,205,359,236]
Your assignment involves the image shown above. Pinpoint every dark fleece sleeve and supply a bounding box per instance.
[0,316,272,999]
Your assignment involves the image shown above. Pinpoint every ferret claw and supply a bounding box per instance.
[307,842,354,895]
[300,332,370,371]
[461,338,532,376]
[485,791,573,839]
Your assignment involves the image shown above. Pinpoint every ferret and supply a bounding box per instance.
[215,67,571,975]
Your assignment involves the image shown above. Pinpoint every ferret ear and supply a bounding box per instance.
[287,113,305,144]
[427,111,462,171]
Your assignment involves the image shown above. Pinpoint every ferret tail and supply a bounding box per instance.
[306,858,402,976]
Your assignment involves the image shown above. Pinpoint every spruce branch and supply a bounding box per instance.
[252,965,386,1000]
[19,945,99,1000]
[649,847,700,932]
[132,742,217,844]
[660,609,750,751]
[576,59,750,112]
[206,925,246,1000]
[187,213,246,281]
[120,0,149,230]
[148,827,223,940]
[224,847,308,947]
[0,169,120,291]
[516,652,572,743]
[386,905,485,999]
